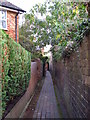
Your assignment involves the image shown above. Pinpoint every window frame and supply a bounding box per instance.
[0,10,7,30]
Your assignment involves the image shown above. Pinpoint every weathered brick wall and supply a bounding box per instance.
[34,58,43,81]
[53,34,90,118]
[5,11,19,43]
[26,60,43,98]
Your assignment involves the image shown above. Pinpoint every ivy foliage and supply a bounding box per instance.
[1,31,31,114]
[52,20,90,60]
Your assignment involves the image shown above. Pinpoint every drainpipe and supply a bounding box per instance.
[15,12,19,42]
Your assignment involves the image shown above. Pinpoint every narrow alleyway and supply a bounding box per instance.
[33,71,60,118]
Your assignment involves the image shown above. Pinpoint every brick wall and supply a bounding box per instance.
[5,11,19,43]
[53,34,90,118]
[34,58,43,80]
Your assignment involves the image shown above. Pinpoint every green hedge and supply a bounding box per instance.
[1,31,31,114]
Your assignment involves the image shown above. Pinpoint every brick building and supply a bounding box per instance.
[0,0,25,43]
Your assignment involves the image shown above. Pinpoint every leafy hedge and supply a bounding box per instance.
[1,31,31,114]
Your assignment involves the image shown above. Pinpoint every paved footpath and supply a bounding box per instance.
[33,71,60,118]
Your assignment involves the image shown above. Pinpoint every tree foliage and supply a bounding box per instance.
[19,0,89,59]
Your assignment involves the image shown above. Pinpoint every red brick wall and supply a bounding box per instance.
[34,58,43,81]
[5,11,19,43]
[53,34,90,118]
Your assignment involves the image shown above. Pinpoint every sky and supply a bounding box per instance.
[7,0,46,25]
[8,0,46,12]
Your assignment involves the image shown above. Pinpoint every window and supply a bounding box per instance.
[0,10,7,30]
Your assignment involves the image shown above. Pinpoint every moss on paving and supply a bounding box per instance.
[54,85,63,118]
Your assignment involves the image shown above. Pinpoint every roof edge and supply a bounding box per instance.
[1,5,26,12]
